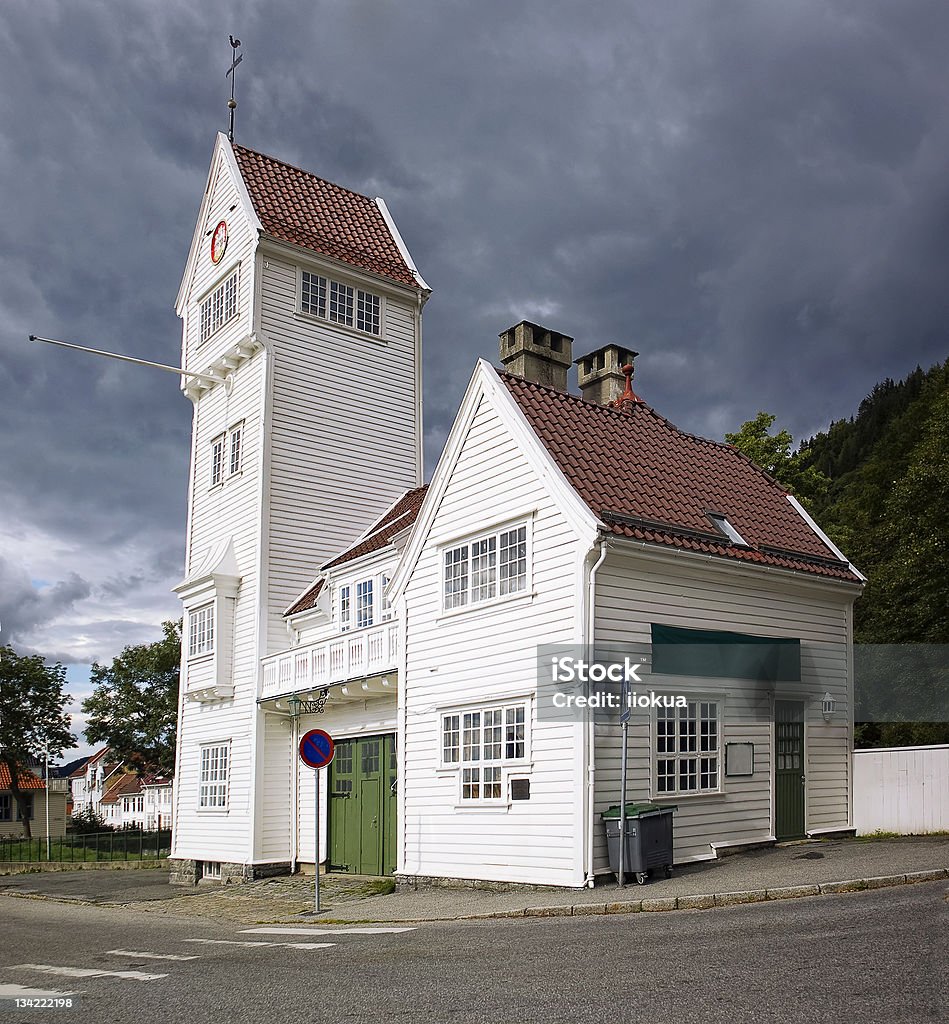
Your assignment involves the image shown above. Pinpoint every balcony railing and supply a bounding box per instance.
[261,621,399,700]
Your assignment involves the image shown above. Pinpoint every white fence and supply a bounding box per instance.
[853,744,949,835]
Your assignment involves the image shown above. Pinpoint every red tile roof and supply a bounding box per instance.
[100,774,142,805]
[286,486,429,616]
[500,373,860,582]
[232,144,420,289]
[0,764,46,790]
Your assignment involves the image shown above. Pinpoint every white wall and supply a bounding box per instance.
[594,546,856,866]
[853,745,949,835]
[401,393,586,887]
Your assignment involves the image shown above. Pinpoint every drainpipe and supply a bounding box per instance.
[290,707,299,874]
[584,536,609,887]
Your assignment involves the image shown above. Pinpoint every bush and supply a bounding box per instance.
[69,807,112,834]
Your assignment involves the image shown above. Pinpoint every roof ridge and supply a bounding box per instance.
[232,142,376,204]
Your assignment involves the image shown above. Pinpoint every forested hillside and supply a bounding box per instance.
[728,359,949,746]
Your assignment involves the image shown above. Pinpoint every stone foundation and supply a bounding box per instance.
[394,873,578,893]
[168,857,292,886]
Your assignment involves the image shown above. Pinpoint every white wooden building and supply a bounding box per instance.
[170,136,863,887]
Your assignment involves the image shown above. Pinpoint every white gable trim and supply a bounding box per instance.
[388,360,599,600]
[374,197,431,293]
[175,133,261,316]
[786,494,867,583]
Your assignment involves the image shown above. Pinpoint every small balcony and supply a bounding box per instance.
[260,621,399,701]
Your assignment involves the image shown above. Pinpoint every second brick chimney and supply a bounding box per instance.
[499,321,573,392]
[575,344,639,405]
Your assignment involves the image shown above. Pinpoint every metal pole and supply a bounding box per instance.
[618,718,628,887]
[28,335,227,384]
[44,743,51,861]
[314,768,321,913]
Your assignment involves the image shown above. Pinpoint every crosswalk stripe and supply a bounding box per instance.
[8,964,166,982]
[106,950,201,961]
[0,983,78,998]
[183,939,335,950]
[241,926,415,936]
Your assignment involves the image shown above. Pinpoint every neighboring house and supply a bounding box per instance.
[170,136,862,887]
[69,748,123,819]
[0,764,67,839]
[100,773,144,829]
[142,775,174,831]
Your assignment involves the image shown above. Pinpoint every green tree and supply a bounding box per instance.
[82,621,181,774]
[0,646,76,838]
[725,412,830,506]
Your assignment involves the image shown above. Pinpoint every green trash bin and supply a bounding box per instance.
[601,802,677,885]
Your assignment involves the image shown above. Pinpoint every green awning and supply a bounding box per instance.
[651,623,801,682]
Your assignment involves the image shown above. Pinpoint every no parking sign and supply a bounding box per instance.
[298,728,335,912]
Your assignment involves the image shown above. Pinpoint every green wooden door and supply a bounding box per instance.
[328,733,397,875]
[775,701,805,840]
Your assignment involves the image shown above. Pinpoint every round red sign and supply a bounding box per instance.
[210,220,228,264]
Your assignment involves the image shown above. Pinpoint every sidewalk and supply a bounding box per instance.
[2,836,946,925]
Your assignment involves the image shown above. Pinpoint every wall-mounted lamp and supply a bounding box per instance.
[821,692,837,722]
[287,694,301,719]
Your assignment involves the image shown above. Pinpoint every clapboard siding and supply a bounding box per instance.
[258,711,293,860]
[182,153,256,371]
[853,745,949,834]
[259,255,420,655]
[592,547,854,866]
[402,394,586,887]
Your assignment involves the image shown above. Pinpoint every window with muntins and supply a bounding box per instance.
[443,525,528,611]
[300,270,381,337]
[211,423,243,487]
[210,434,225,487]
[229,422,243,476]
[336,573,395,630]
[199,744,229,809]
[200,269,239,343]
[188,605,214,658]
[0,794,34,821]
[441,702,528,801]
[356,579,374,629]
[656,700,720,794]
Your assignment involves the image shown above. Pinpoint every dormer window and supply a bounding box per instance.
[300,269,382,337]
[707,512,749,547]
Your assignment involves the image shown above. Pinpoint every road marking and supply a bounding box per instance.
[106,949,201,961]
[183,939,335,950]
[0,983,78,998]
[7,964,167,982]
[240,926,415,936]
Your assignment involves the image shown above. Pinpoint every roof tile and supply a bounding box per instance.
[232,144,419,288]
[500,372,860,582]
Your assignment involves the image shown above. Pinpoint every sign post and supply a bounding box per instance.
[298,729,335,913]
[618,679,631,887]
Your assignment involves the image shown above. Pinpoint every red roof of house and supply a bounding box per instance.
[500,373,860,582]
[286,486,429,616]
[100,774,142,805]
[232,144,420,289]
[0,764,46,790]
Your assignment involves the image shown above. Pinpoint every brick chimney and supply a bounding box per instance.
[499,321,573,392]
[575,345,639,405]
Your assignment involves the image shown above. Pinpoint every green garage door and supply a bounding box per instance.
[328,733,397,875]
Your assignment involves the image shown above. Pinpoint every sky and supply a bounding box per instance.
[2,1,948,760]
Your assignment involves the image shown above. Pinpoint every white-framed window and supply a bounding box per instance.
[201,860,222,879]
[381,574,393,621]
[199,743,229,809]
[210,434,225,487]
[300,269,382,337]
[210,423,243,487]
[188,605,214,658]
[339,585,351,632]
[440,701,528,801]
[0,794,34,821]
[656,699,720,795]
[356,579,374,629]
[229,422,243,476]
[442,524,528,612]
[200,269,239,343]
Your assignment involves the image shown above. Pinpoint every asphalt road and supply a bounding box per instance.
[1,882,946,1023]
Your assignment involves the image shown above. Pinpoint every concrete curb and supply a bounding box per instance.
[454,869,949,923]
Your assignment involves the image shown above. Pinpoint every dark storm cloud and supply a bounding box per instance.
[2,0,949,659]
[0,556,90,646]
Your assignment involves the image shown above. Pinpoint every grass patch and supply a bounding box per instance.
[364,878,396,896]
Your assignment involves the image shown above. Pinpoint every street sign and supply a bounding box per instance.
[299,729,335,770]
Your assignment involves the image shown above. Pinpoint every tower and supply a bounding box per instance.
[169,134,428,882]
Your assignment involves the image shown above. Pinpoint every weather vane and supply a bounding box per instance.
[226,35,242,143]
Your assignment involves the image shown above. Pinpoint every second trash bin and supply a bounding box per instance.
[602,802,677,885]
